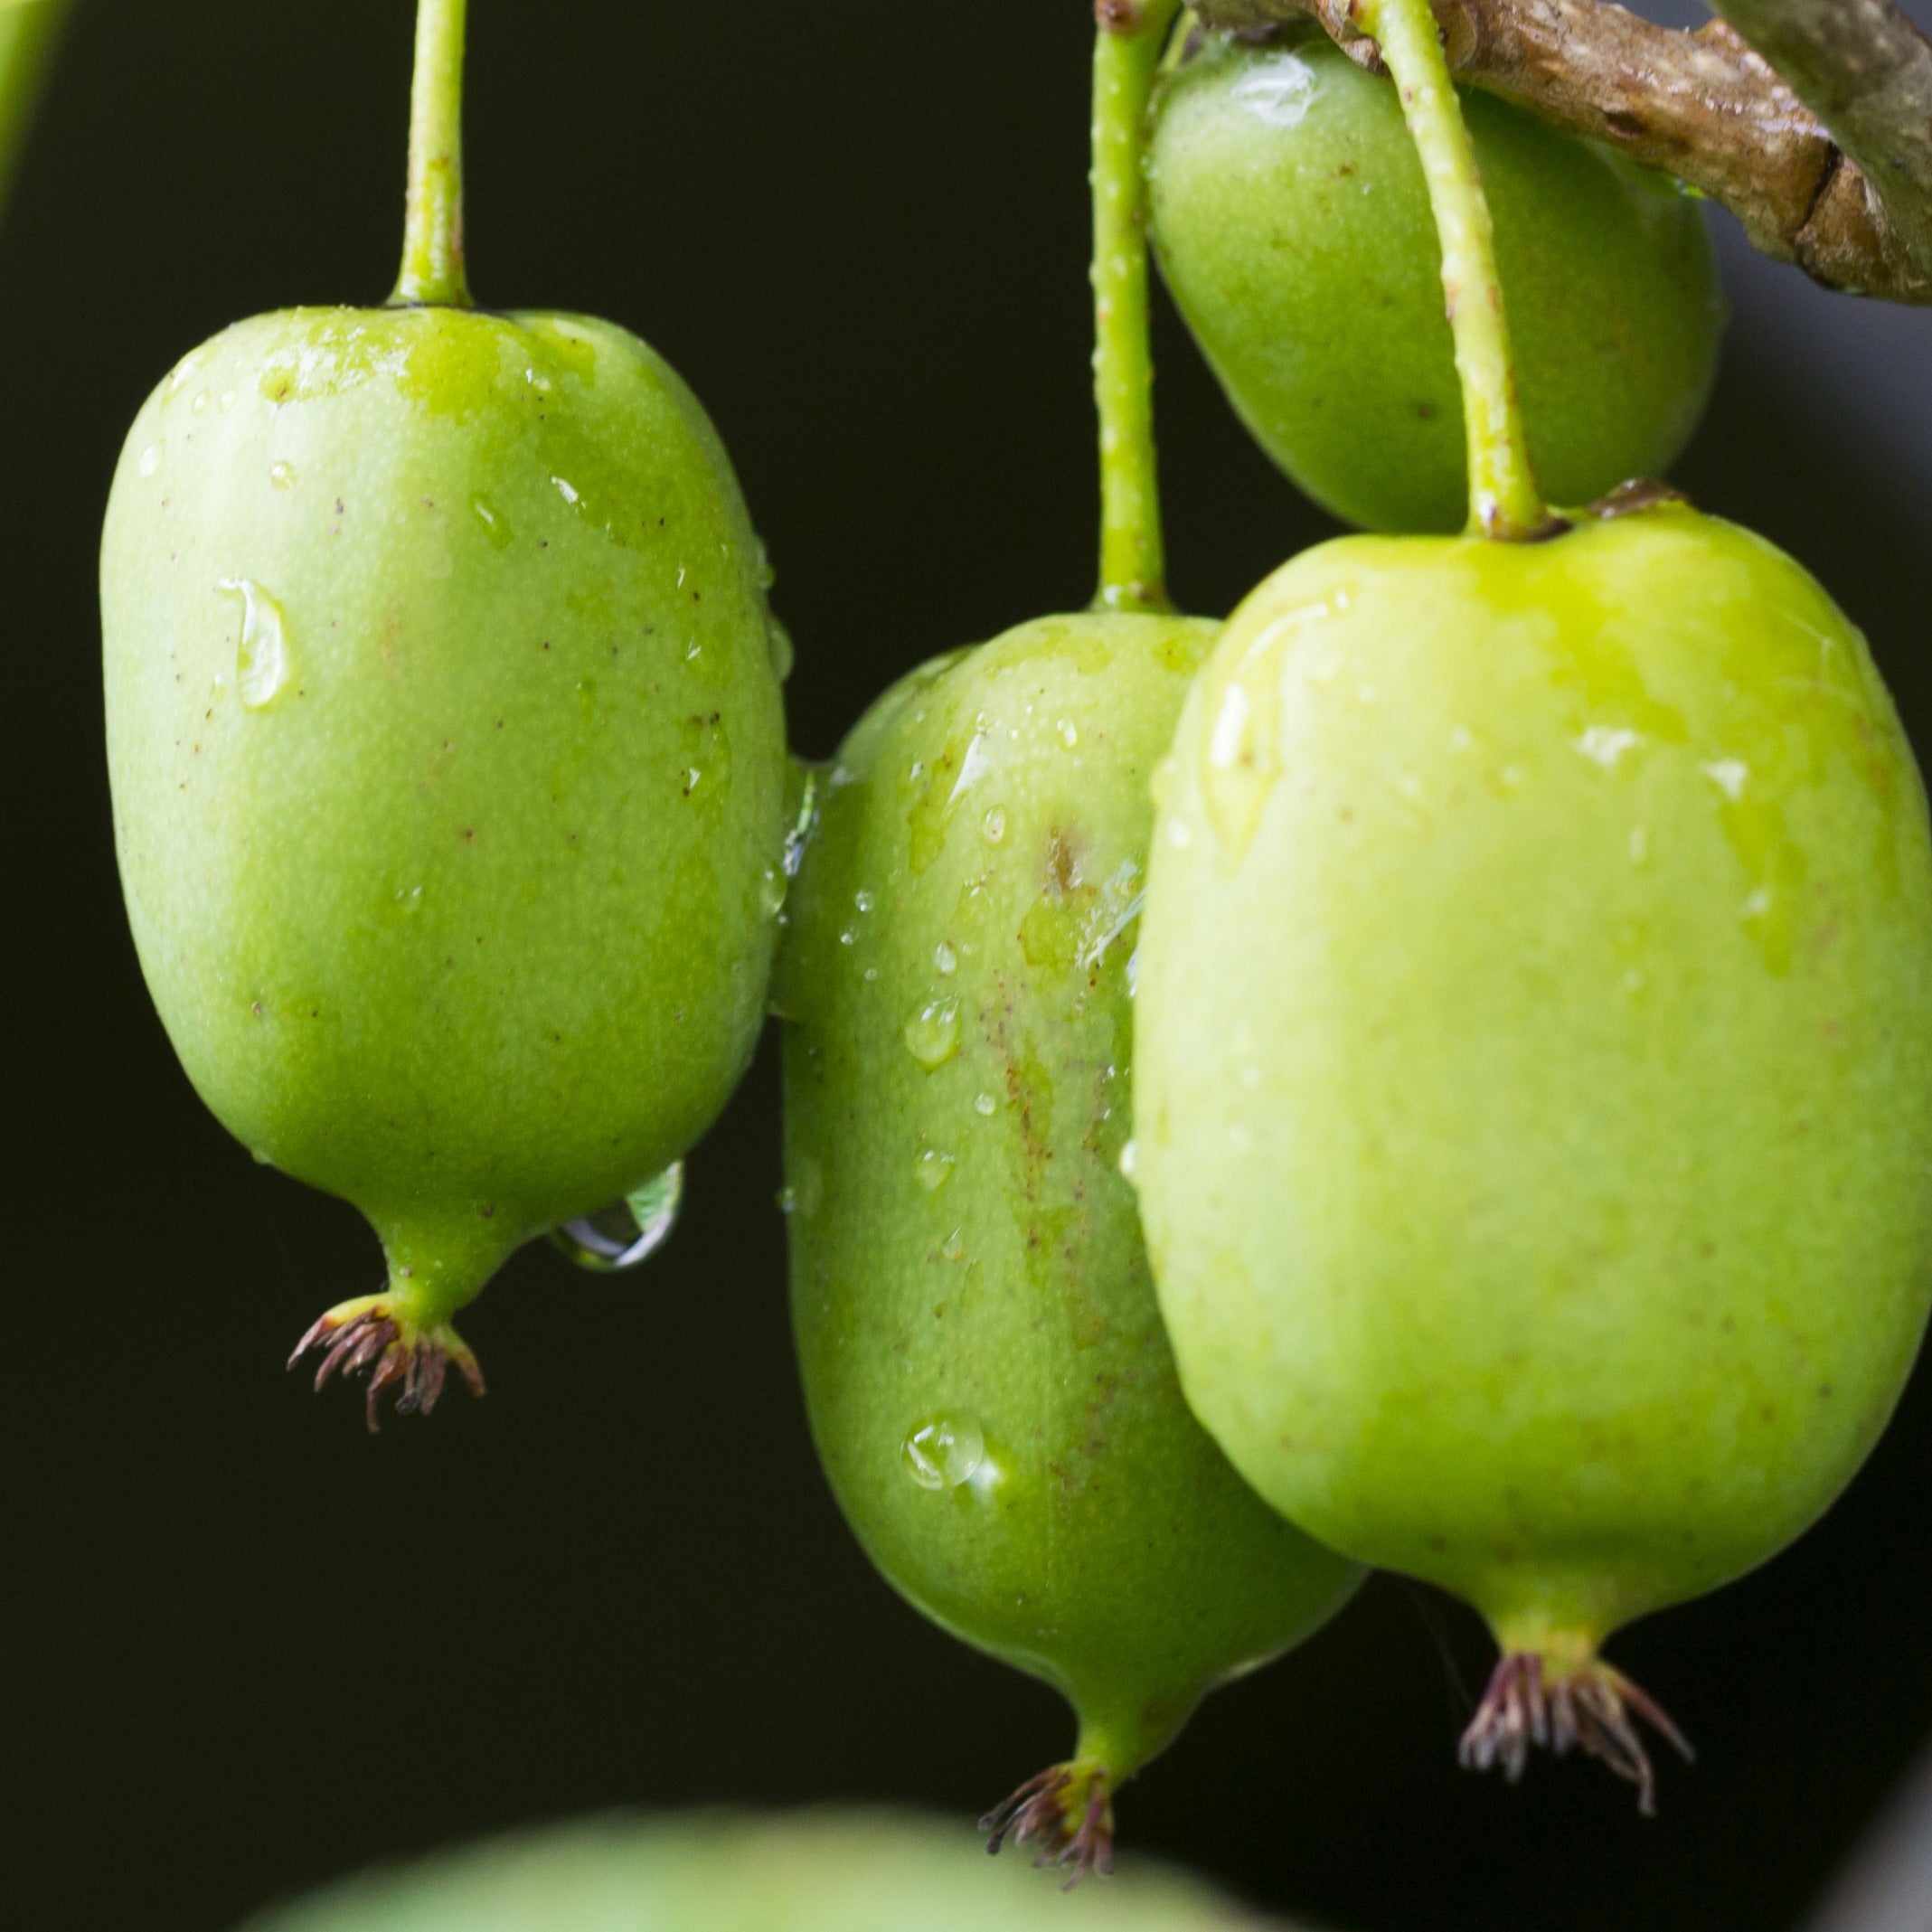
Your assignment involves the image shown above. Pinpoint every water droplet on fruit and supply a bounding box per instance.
[1118,1138,1139,1182]
[192,390,211,414]
[902,1412,985,1491]
[393,884,424,915]
[934,942,957,975]
[220,390,237,412]
[982,806,1007,844]
[942,1227,967,1263]
[766,616,796,683]
[1203,673,1281,860]
[551,1162,685,1272]
[915,1145,957,1192]
[755,539,778,591]
[1230,49,1319,127]
[1058,719,1079,749]
[552,476,581,506]
[974,1092,997,1117]
[218,578,291,710]
[854,890,875,913]
[471,495,514,549]
[137,441,165,478]
[904,997,962,1070]
[1703,759,1749,802]
[269,461,297,490]
[1576,725,1642,770]
[759,867,787,918]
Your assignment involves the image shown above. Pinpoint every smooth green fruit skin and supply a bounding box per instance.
[1136,506,1932,1651]
[104,306,788,1313]
[242,1808,1297,1932]
[1148,34,1725,534]
[781,614,1362,1775]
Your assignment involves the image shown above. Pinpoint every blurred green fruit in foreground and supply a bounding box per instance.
[100,0,787,1420]
[781,615,1362,1874]
[1136,499,1932,1803]
[1147,31,1724,532]
[240,1809,1298,1932]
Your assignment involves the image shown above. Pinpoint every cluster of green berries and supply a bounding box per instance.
[100,0,1932,1882]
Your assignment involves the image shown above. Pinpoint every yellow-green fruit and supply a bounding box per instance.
[1135,502,1932,1800]
[240,1809,1303,1932]
[1147,33,1723,532]
[104,306,788,1416]
[781,614,1362,1872]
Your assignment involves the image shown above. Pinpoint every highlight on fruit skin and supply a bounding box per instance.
[1133,495,1932,1808]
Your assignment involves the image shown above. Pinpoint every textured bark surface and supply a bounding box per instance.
[1192,0,1932,301]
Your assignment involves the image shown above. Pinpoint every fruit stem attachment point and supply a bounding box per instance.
[980,1758,1117,1888]
[392,0,473,309]
[1459,1649,1694,1814]
[1356,0,1550,540]
[1091,0,1183,614]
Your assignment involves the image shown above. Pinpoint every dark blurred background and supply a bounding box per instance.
[4,3,1932,1927]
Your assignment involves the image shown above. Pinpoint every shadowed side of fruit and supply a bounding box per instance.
[778,0,1362,1884]
[1148,28,1724,532]
[100,0,788,1423]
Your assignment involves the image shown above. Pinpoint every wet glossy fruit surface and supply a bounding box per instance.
[242,1808,1298,1932]
[781,612,1362,1779]
[1136,504,1932,1649]
[1147,34,1724,532]
[104,305,787,1327]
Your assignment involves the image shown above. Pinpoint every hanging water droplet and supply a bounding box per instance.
[218,577,291,710]
[783,763,824,878]
[915,1145,957,1192]
[551,1161,686,1272]
[934,942,957,976]
[902,1412,986,1491]
[904,997,962,1070]
[755,538,778,591]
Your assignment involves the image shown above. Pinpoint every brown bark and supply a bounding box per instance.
[1192,0,1932,302]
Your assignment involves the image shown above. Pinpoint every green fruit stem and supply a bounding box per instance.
[1092,0,1180,613]
[393,0,473,309]
[0,0,75,225]
[1359,0,1548,539]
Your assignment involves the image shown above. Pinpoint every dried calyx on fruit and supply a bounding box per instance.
[778,0,1362,1883]
[1135,0,1932,1811]
[102,0,788,1425]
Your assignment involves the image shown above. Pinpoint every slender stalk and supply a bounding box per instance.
[1092,0,1181,614]
[392,0,472,308]
[1359,0,1549,538]
[0,0,75,227]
